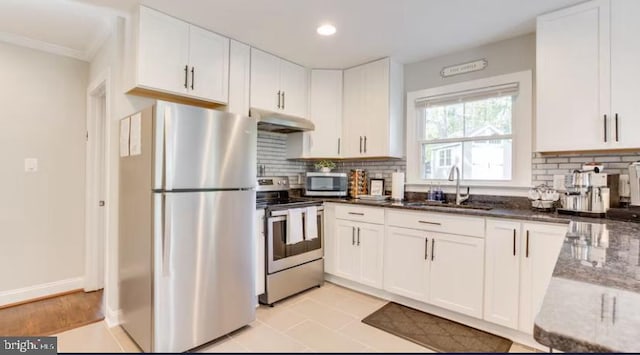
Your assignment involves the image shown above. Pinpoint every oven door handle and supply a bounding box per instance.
[270,206,324,217]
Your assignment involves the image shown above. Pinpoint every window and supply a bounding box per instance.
[419,91,515,180]
[406,71,532,189]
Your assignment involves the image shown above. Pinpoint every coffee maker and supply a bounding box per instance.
[559,170,620,217]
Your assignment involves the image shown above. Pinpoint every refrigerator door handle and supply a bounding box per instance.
[164,106,174,191]
[162,194,172,276]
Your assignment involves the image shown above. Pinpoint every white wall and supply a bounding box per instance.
[0,42,88,295]
[403,33,536,196]
[404,33,536,92]
[89,16,154,324]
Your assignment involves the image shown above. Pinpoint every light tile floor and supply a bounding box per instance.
[54,282,538,353]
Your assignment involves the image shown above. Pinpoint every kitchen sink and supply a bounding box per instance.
[403,201,493,211]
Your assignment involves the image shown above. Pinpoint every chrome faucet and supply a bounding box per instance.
[448,166,469,205]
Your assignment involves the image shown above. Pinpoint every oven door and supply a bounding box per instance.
[267,208,324,274]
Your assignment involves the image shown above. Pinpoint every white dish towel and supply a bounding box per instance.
[287,208,304,245]
[305,206,318,241]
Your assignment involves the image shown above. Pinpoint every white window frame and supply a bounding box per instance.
[406,70,532,190]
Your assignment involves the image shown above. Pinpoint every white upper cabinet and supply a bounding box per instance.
[131,6,230,106]
[250,48,308,118]
[536,0,610,152]
[537,0,640,151]
[226,40,251,116]
[287,70,343,158]
[136,6,190,96]
[250,48,281,112]
[342,58,404,158]
[610,0,640,148]
[187,26,229,103]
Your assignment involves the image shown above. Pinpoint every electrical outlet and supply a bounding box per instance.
[553,175,565,191]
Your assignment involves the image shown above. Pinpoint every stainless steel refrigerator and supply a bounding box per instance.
[119,101,257,353]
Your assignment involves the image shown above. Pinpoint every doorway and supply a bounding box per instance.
[85,70,111,307]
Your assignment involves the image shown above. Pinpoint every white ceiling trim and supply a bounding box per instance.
[85,21,114,62]
[0,28,115,62]
[0,31,87,61]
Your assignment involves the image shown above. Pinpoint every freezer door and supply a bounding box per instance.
[154,101,257,190]
[154,190,256,352]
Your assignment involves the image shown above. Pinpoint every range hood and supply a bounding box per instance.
[251,108,315,133]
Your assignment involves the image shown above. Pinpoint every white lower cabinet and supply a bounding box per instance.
[428,232,484,318]
[518,222,567,333]
[384,226,429,301]
[334,218,384,288]
[325,205,570,335]
[484,219,567,333]
[384,226,485,318]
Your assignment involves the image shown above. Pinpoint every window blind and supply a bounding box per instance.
[415,82,519,108]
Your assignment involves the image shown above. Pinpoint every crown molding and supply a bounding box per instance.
[0,31,91,61]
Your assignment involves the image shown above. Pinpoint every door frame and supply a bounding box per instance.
[85,69,112,293]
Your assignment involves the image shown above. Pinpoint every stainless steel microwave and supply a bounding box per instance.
[304,172,348,196]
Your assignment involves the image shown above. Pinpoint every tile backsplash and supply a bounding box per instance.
[332,159,406,192]
[531,152,640,187]
[256,131,405,188]
[259,131,640,192]
[257,131,310,182]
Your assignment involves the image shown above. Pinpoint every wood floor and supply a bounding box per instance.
[0,289,104,336]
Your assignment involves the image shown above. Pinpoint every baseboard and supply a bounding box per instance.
[105,307,122,328]
[325,274,548,352]
[0,277,84,307]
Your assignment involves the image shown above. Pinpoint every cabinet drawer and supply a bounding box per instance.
[386,209,485,238]
[335,204,384,224]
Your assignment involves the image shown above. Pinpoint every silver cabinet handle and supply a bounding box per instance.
[601,293,605,321]
[282,91,285,110]
[163,194,172,277]
[424,237,429,260]
[191,67,195,90]
[277,91,281,109]
[613,296,617,324]
[526,230,530,258]
[364,136,367,153]
[357,227,361,246]
[604,114,608,142]
[337,138,341,155]
[359,136,363,153]
[431,239,435,261]
[184,65,188,88]
[419,220,441,226]
[352,226,355,245]
[615,113,619,142]
[513,229,516,256]
[348,212,365,216]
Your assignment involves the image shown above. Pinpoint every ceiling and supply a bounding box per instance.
[0,0,117,61]
[2,0,584,66]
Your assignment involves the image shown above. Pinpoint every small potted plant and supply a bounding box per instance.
[314,160,336,173]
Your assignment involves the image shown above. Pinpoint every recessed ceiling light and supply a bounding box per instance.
[317,24,336,36]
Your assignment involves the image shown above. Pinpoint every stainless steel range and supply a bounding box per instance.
[257,176,324,305]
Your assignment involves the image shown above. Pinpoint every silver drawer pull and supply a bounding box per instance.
[348,212,365,216]
[419,220,441,226]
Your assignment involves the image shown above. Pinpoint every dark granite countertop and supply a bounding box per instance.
[302,197,640,352]
[309,197,574,224]
[533,219,640,353]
